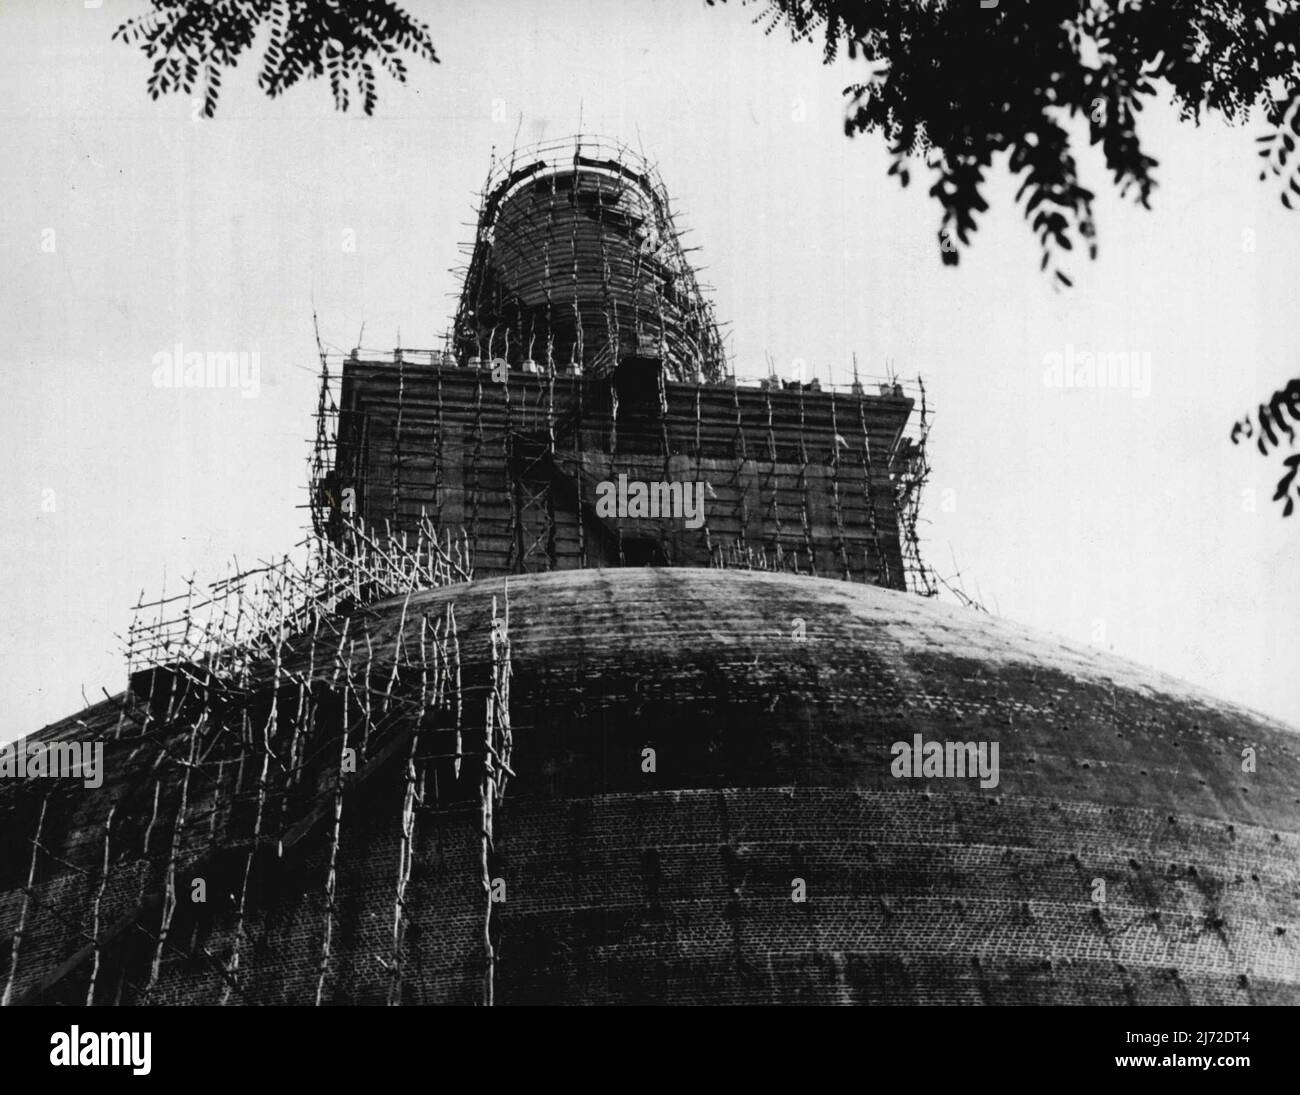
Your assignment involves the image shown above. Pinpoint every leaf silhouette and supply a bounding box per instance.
[714,0,1300,284]
[114,0,438,118]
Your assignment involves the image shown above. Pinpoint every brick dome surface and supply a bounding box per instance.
[3,568,1297,1005]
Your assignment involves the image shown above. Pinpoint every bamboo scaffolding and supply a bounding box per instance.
[1,793,49,1008]
[828,387,852,581]
[85,804,117,1004]
[64,137,943,1008]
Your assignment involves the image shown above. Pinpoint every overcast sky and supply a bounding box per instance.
[1,0,1297,740]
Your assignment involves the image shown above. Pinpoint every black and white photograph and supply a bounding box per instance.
[0,0,1296,1062]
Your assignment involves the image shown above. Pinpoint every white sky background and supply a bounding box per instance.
[0,0,1297,740]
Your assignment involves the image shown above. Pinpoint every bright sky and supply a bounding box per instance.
[1,0,1297,741]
